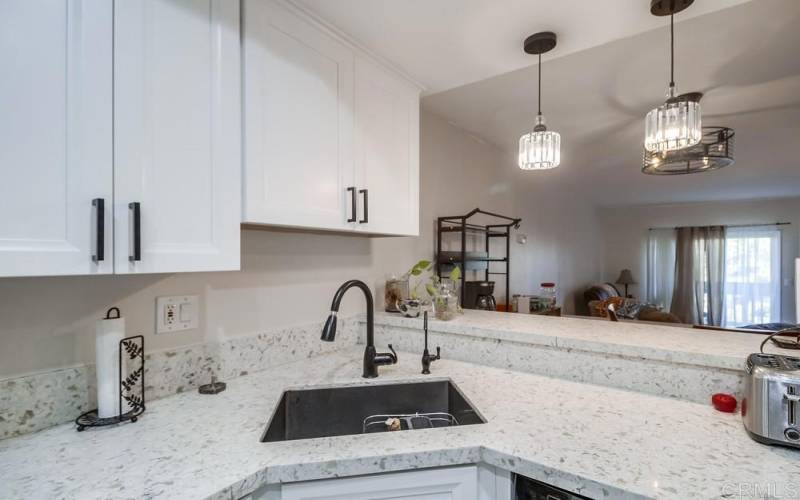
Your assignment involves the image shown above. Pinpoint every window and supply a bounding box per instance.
[723,227,782,327]
[646,225,784,327]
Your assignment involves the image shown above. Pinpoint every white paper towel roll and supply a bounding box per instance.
[96,310,125,418]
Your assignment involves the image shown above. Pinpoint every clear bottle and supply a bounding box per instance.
[539,282,557,309]
[434,279,459,321]
[385,276,409,312]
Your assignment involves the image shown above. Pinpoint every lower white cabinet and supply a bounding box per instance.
[248,464,512,500]
[282,466,477,500]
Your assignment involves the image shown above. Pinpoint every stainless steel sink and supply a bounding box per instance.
[261,380,485,442]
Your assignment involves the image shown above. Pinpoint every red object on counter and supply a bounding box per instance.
[712,393,737,413]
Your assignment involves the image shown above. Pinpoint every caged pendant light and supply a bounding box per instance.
[518,32,560,170]
[644,0,702,154]
[642,125,735,175]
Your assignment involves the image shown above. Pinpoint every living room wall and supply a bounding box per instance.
[598,197,800,323]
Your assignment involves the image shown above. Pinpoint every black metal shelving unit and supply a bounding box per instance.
[436,208,521,311]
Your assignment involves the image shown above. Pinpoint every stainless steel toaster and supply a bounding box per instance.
[742,353,800,448]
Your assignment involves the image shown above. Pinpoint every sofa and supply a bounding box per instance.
[584,283,622,306]
[584,283,682,324]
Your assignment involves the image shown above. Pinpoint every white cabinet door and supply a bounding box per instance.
[0,0,113,277]
[281,465,477,500]
[354,56,420,237]
[114,0,241,274]
[242,0,355,231]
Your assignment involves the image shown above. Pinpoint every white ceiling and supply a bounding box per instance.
[296,0,750,94]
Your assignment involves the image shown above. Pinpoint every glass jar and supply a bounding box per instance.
[433,279,459,321]
[539,282,557,309]
[385,277,409,312]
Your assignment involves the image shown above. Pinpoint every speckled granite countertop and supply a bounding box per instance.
[372,310,795,371]
[1,347,797,500]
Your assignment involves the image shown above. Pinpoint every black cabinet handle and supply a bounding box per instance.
[346,186,356,223]
[92,198,105,262]
[128,202,141,262]
[359,189,368,223]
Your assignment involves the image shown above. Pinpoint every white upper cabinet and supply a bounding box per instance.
[243,0,355,231]
[354,56,420,236]
[114,0,241,274]
[242,0,420,236]
[0,0,113,277]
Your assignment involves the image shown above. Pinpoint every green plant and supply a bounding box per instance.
[403,259,432,299]
[425,265,460,298]
[449,265,461,283]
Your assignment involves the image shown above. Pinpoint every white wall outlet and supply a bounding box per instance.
[156,295,199,334]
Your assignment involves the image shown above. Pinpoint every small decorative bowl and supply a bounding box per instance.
[396,299,424,318]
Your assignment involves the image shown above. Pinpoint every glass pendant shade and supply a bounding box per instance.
[644,86,702,153]
[519,115,561,170]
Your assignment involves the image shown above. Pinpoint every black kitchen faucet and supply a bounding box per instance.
[321,280,397,378]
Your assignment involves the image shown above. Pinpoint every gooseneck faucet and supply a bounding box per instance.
[321,280,397,378]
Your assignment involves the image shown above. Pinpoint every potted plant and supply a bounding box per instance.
[427,265,461,321]
[385,259,431,313]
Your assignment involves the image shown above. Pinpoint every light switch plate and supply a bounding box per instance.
[156,295,199,334]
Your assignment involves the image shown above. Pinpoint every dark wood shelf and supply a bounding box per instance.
[436,208,521,311]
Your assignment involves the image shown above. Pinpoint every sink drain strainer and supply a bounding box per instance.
[362,412,459,433]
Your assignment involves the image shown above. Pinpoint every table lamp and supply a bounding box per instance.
[615,269,637,298]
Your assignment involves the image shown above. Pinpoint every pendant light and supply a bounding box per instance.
[644,0,702,154]
[518,32,560,170]
[643,125,735,174]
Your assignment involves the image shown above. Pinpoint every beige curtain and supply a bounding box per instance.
[670,226,726,325]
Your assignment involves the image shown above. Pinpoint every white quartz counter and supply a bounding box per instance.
[1,347,798,500]
[372,310,795,371]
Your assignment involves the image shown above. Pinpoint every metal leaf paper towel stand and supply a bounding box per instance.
[75,316,146,431]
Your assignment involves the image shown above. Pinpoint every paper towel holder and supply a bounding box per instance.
[104,306,121,320]
[75,315,146,431]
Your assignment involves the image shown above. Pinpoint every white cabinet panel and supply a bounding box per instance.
[354,56,420,236]
[242,0,355,231]
[0,0,113,277]
[114,0,241,274]
[280,466,477,500]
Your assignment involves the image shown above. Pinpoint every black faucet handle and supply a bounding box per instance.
[372,344,398,368]
[435,346,441,360]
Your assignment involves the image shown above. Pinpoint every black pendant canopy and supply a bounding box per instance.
[650,0,694,16]
[523,32,557,55]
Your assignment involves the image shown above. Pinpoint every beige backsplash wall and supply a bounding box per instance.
[0,110,599,378]
[0,229,375,377]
